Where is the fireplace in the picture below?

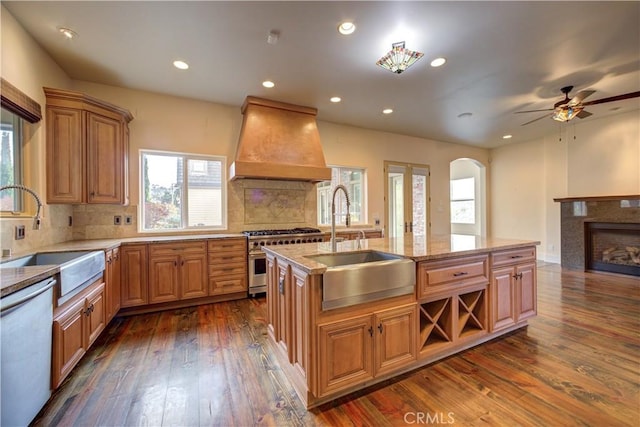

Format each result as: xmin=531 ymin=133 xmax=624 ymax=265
xmin=585 ymin=222 xmax=640 ymax=276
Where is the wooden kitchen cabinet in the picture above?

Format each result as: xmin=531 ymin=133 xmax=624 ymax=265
xmin=120 ymin=244 xmax=149 ymax=308
xmin=148 ymin=241 xmax=208 ymax=304
xmin=208 ymin=238 xmax=247 ymax=296
xmin=490 ymin=247 xmax=537 ymax=332
xmin=52 ymin=279 xmax=106 ymax=388
xmin=104 ymin=247 xmax=121 ymax=321
xmin=44 ymin=87 xmax=133 ymax=205
xmin=317 ymin=303 xmax=417 ymax=397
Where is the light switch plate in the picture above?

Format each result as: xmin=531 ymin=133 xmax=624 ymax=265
xmin=114 ymin=215 xmax=122 ymax=225
xmin=15 ymin=225 xmax=25 ymax=240
xmin=125 ymin=215 xmax=132 ymax=225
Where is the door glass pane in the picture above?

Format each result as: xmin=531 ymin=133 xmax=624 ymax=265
xmin=388 ymin=171 xmax=405 ymax=238
xmin=412 ymin=171 xmax=427 ymax=236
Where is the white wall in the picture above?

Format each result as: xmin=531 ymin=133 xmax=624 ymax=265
xmin=491 ymin=109 xmax=640 ymax=263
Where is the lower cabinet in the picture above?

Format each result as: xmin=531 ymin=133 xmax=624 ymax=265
xmin=120 ymin=244 xmax=149 ymax=308
xmin=52 ymin=279 xmax=106 ymax=388
xmin=148 ymin=241 xmax=208 ymax=303
xmin=490 ymin=247 xmax=537 ymax=332
xmin=104 ymin=247 xmax=121 ymax=321
xmin=317 ymin=303 xmax=417 ymax=397
xmin=208 ymin=238 xmax=247 ymax=295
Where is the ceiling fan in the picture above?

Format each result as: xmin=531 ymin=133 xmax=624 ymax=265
xmin=516 ymin=85 xmax=640 ymax=126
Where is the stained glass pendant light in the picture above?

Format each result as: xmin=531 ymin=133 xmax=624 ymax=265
xmin=376 ymin=41 xmax=424 ymax=74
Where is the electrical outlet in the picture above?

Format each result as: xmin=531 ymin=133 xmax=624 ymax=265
xmin=15 ymin=225 xmax=25 ymax=240
xmin=125 ymin=215 xmax=133 ymax=225
xmin=114 ymin=215 xmax=122 ymax=225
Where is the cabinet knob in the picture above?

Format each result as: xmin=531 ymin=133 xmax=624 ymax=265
xmin=368 ymin=326 xmax=374 ymax=337
xmin=378 ymin=323 xmax=383 ymax=334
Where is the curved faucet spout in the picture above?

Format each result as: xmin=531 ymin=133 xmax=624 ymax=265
xmin=330 ymin=184 xmax=351 ymax=252
xmin=0 ymin=184 xmax=43 ymax=230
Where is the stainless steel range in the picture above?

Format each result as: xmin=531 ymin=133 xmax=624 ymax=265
xmin=244 ymin=227 xmax=325 ymax=296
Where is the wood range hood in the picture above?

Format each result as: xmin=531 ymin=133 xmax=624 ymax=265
xmin=229 ymin=96 xmax=331 ymax=182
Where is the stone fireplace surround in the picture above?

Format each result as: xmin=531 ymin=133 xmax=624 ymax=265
xmin=554 ymin=195 xmax=640 ymax=275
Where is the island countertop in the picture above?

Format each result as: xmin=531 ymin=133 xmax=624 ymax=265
xmin=261 ymin=234 xmax=540 ymax=273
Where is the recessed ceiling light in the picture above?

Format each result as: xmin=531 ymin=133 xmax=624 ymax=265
xmin=502 ymin=134 xmax=513 ymax=139
xmin=430 ymin=57 xmax=446 ymax=67
xmin=173 ymin=60 xmax=189 ymax=70
xmin=262 ymin=80 xmax=275 ymax=88
xmin=58 ymin=27 xmax=77 ymax=39
xmin=338 ymin=21 xmax=356 ymax=35
xmin=382 ymin=108 xmax=393 ymax=115
xmin=330 ymin=97 xmax=341 ymax=103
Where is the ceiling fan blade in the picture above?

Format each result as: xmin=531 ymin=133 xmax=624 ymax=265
xmin=581 ymin=91 xmax=640 ymax=106
xmin=576 ymin=110 xmax=593 ymax=119
xmin=515 ymin=108 xmax=554 ymax=114
xmin=521 ymin=113 xmax=550 ymax=126
xmin=568 ymin=90 xmax=595 ymax=106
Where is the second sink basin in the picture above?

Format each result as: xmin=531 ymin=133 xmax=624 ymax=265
xmin=1 ymin=251 xmax=105 ymax=301
xmin=305 ymin=250 xmax=416 ymax=310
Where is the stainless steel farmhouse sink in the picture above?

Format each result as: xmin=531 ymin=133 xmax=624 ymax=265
xmin=305 ymin=250 xmax=416 ymax=310
xmin=1 ymin=251 xmax=105 ymax=302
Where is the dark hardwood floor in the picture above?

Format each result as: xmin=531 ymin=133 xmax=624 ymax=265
xmin=33 ymin=263 xmax=639 ymax=426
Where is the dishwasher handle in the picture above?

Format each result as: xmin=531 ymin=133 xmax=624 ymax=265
xmin=1 ymin=278 xmax=56 ymax=313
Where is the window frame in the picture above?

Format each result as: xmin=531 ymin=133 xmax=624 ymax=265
xmin=0 ymin=107 xmax=24 ymax=213
xmin=317 ymin=165 xmax=367 ymax=226
xmin=139 ymin=149 xmax=227 ymax=232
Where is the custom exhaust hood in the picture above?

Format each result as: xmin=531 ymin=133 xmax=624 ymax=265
xmin=229 ymin=96 xmax=331 ymax=182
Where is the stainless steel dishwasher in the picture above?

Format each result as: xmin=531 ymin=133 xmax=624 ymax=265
xmin=1 ymin=277 xmax=56 ymax=426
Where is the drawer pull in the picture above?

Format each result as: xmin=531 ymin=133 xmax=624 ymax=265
xmin=510 ymin=255 xmax=523 ymax=259
xmin=453 ymin=272 xmax=468 ymax=277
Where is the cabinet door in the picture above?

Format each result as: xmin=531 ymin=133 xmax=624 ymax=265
xmin=374 ymin=304 xmax=417 ymax=376
xmin=52 ymin=297 xmax=86 ymax=388
xmin=86 ymin=112 xmax=125 ymax=204
xmin=490 ymin=266 xmax=517 ymax=331
xmin=317 ymin=315 xmax=374 ymax=397
xmin=266 ymin=255 xmax=279 ymax=341
xmin=276 ymin=262 xmax=291 ymax=360
xmin=149 ymin=255 xmax=180 ymax=303
xmin=86 ymin=282 xmax=106 ymax=347
xmin=46 ymin=106 xmax=85 ymax=203
xmin=105 ymin=250 xmax=115 ymax=321
xmin=120 ymin=245 xmax=148 ymax=307
xmin=517 ymin=262 xmax=537 ymax=321
xmin=111 ymin=247 xmax=121 ymax=315
xmin=180 ymin=253 xmax=208 ymax=299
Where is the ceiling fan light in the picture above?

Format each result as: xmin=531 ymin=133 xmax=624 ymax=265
xmin=376 ymin=41 xmax=424 ymax=74
xmin=552 ymin=105 xmax=583 ymax=122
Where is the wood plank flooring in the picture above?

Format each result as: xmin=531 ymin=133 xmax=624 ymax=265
xmin=32 ymin=263 xmax=640 ymax=426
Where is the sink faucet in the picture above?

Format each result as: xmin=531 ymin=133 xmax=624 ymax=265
xmin=330 ymin=184 xmax=351 ymax=252
xmin=0 ymin=184 xmax=43 ymax=230
xmin=356 ymin=229 xmax=366 ymax=250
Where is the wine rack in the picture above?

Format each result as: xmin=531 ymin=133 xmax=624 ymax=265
xmin=457 ymin=289 xmax=486 ymax=339
xmin=419 ymin=298 xmax=453 ymax=352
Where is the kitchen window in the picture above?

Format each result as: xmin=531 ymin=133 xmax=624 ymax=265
xmin=317 ymin=166 xmax=365 ymax=225
xmin=450 ymin=177 xmax=475 ymax=224
xmin=0 ymin=107 xmax=24 ymax=212
xmin=140 ymin=150 xmax=226 ymax=231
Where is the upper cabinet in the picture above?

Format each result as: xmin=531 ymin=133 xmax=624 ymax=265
xmin=44 ymin=87 xmax=133 ymax=205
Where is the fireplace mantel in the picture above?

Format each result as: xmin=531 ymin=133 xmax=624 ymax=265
xmin=554 ymin=195 xmax=640 ymax=203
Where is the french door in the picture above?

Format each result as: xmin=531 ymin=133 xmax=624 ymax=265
xmin=384 ymin=162 xmax=430 ymax=238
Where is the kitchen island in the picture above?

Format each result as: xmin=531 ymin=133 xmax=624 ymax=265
xmin=262 ymin=234 xmax=539 ymax=408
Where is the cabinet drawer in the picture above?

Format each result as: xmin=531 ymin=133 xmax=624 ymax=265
xmin=210 ymin=274 xmax=247 ymax=295
xmin=209 ymin=263 xmax=246 ymax=277
xmin=150 ymin=241 xmax=207 ymax=256
xmin=208 ymin=252 xmax=246 ymax=265
xmin=208 ymin=238 xmax=246 ymax=253
xmin=491 ymin=247 xmax=536 ymax=268
xmin=418 ymin=255 xmax=489 ymax=298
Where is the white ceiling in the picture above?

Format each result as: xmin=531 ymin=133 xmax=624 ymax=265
xmin=4 ymin=1 xmax=640 ymax=148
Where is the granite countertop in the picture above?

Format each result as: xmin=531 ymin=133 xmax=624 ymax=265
xmin=0 ymin=233 xmax=245 ymax=297
xmin=261 ymin=234 xmax=541 ymax=274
